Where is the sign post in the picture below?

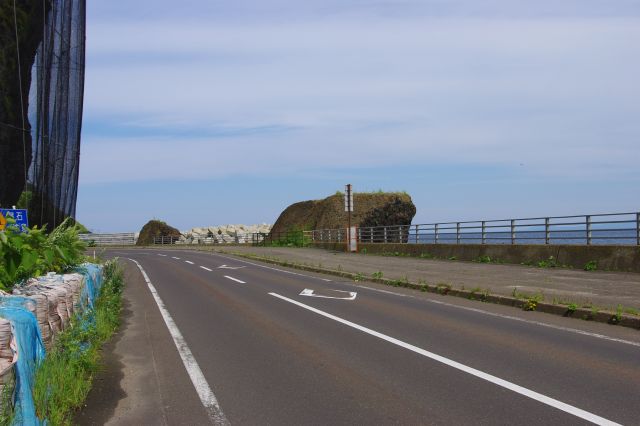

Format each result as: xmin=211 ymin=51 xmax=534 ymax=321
xmin=0 ymin=209 xmax=29 ymax=233
xmin=344 ymin=184 xmax=357 ymax=252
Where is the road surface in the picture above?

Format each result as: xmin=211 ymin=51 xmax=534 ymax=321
xmin=85 ymin=248 xmax=640 ymax=425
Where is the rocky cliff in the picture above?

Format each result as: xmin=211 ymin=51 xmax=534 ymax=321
xmin=271 ymin=192 xmax=416 ymax=234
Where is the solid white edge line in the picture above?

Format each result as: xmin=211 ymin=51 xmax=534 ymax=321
xmin=127 ymin=258 xmax=229 ymax=425
xmin=200 ymin=266 xmax=213 ymax=272
xmin=224 ymin=275 xmax=246 ymax=284
xmin=185 ymin=260 xmax=195 ymax=265
xmin=354 ymin=285 xmax=640 ymax=348
xmin=269 ymin=292 xmax=620 ymax=426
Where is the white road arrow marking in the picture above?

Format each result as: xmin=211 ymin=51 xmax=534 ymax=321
xmin=299 ymin=288 xmax=357 ymax=300
xmin=218 ymin=265 xmax=246 ymax=270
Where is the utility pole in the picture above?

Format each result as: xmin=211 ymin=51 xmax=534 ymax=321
xmin=344 ymin=184 xmax=355 ymax=252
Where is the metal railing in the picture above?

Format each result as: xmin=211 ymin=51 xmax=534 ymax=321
xmin=293 ymin=212 xmax=640 ymax=246
xmin=79 ymin=233 xmax=137 ymax=245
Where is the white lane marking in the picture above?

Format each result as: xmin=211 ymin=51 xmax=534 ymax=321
xmin=157 ymin=254 xmax=167 ymax=257
xmin=218 ymin=265 xmax=246 ymax=270
xmin=224 ymin=275 xmax=246 ymax=284
xmin=200 ymin=266 xmax=213 ymax=272
xmin=300 ymin=288 xmax=357 ymax=300
xmin=172 ymin=256 xmax=181 ymax=260
xmin=198 ymin=252 xmax=640 ymax=348
xmin=269 ymin=292 xmax=621 ymax=426
xmin=210 ymin=253 xmax=326 ymax=280
xmin=185 ymin=261 xmax=195 ymax=265
xmin=354 ymin=285 xmax=640 ymax=349
xmin=127 ymin=259 xmax=229 ymax=425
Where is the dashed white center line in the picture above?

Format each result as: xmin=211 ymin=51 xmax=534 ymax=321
xmin=200 ymin=266 xmax=213 ymax=272
xmin=172 ymin=257 xmax=181 ymax=260
xmin=157 ymin=254 xmax=167 ymax=257
xmin=224 ymin=276 xmax=246 ymax=284
xmin=185 ymin=261 xmax=194 ymax=265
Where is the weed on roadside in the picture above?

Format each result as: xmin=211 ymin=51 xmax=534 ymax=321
xmin=537 ymin=256 xmax=558 ymax=268
xmin=522 ymin=293 xmax=543 ymax=311
xmin=469 ymin=287 xmax=490 ymax=302
xmin=0 ymin=374 xmax=14 ymax=425
xmin=371 ymin=271 xmax=384 ymax=280
xmin=436 ymin=283 xmax=452 ymax=295
xmin=584 ymin=260 xmax=598 ymax=271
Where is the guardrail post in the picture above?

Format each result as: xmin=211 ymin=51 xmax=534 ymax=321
xmin=586 ymin=215 xmax=592 ymax=245
xmin=481 ymin=221 xmax=486 ymax=244
xmin=435 ymin=224 xmax=439 ymax=244
xmin=415 ymin=224 xmax=419 ymax=244
xmin=510 ymin=219 xmax=516 ymax=244
xmin=456 ymin=222 xmax=461 ymax=244
xmin=637 ymin=213 xmax=640 ymax=246
xmin=545 ymin=217 xmax=550 ymax=244
xmin=384 ymin=227 xmax=387 ymax=243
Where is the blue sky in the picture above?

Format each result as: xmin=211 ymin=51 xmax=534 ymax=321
xmin=77 ymin=0 xmax=640 ymax=232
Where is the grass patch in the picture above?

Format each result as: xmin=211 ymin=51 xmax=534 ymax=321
xmin=0 ymin=374 xmax=15 ymax=426
xmin=32 ymin=260 xmax=124 ymax=425
xmin=584 ymin=260 xmax=598 ymax=271
xmin=473 ymin=255 xmax=503 ymax=264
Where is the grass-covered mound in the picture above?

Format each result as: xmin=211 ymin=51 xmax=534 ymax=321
xmin=136 ymin=220 xmax=181 ymax=246
xmin=271 ymin=191 xmax=416 ymax=235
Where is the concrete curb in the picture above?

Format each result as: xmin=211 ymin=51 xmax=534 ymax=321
xmin=219 ymin=250 xmax=640 ymax=331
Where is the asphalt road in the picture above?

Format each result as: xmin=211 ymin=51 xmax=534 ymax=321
xmin=93 ymin=248 xmax=640 ymax=425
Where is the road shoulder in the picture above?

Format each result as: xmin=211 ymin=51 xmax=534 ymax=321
xmin=75 ymin=259 xmax=210 ymax=425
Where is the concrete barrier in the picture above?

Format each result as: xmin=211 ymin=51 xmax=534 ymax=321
xmin=310 ymin=242 xmax=640 ymax=273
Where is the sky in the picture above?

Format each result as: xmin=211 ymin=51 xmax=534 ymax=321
xmin=76 ymin=0 xmax=640 ymax=232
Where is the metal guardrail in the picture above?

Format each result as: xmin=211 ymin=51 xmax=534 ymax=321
xmin=270 ymin=212 xmax=639 ymax=246
xmin=79 ymin=233 xmax=137 ymax=245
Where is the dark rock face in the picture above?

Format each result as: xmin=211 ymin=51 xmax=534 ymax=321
xmin=136 ymin=220 xmax=182 ymax=246
xmin=359 ymin=196 xmax=416 ymax=228
xmin=0 ymin=1 xmax=48 ymax=207
xmin=271 ymin=193 xmax=416 ymax=235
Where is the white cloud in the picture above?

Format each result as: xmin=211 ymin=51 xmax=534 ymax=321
xmin=80 ymin=14 xmax=640 ymax=184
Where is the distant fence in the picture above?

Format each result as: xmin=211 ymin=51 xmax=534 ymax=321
xmin=260 ymin=212 xmax=640 ymax=246
xmin=153 ymin=233 xmax=267 ymax=245
xmin=79 ymin=233 xmax=137 ymax=246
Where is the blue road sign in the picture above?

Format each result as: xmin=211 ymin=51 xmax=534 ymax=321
xmin=0 ymin=209 xmax=29 ymax=233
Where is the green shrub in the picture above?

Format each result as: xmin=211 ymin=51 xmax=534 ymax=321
xmin=584 ymin=260 xmax=597 ymax=271
xmin=0 ymin=218 xmax=87 ymax=291
xmin=537 ymin=256 xmax=558 ymax=268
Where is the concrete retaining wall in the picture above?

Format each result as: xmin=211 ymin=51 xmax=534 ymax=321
xmin=310 ymin=242 xmax=640 ymax=273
